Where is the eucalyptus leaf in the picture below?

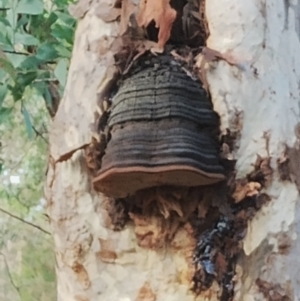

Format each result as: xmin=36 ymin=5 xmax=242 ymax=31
xmin=21 ymin=105 xmax=33 ymax=138
xmin=36 ymin=42 xmax=58 ymax=61
xmin=44 ymin=86 xmax=52 ymax=105
xmin=5 ymin=52 xmax=28 ymax=68
xmin=51 ymin=23 xmax=74 ymax=44
xmin=54 ymin=44 xmax=71 ymax=58
xmin=0 ymin=56 xmax=16 ymax=79
xmin=0 ymin=83 xmax=7 ymax=107
xmin=15 ymin=32 xmax=39 ymax=46
xmin=0 ymin=31 xmax=13 ymax=51
xmin=16 ymin=70 xmax=37 ymax=87
xmin=54 ymin=59 xmax=67 ymax=86
xmin=19 ymin=55 xmax=39 ymax=70
xmin=16 ymin=0 xmax=44 ymax=15
xmin=0 ymin=17 xmax=10 ymax=26
xmin=55 ymin=11 xmax=75 ymax=25
xmin=0 ymin=106 xmax=12 ymax=123
xmin=6 ymin=6 xmax=17 ymax=29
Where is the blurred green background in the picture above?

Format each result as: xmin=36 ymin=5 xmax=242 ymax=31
xmin=0 ymin=0 xmax=75 ymax=300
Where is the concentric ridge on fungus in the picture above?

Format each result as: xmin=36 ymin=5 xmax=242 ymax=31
xmin=93 ymin=55 xmax=225 ymax=198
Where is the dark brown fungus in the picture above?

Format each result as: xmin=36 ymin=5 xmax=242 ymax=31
xmin=93 ymin=55 xmax=224 ymax=198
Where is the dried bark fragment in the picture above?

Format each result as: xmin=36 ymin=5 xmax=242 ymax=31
xmin=232 ymin=180 xmax=261 ymax=203
xmin=247 ymin=156 xmax=273 ymax=187
xmin=195 ymin=47 xmax=241 ymax=92
xmin=136 ymin=0 xmax=177 ymax=49
xmin=104 ymin=197 xmax=129 ymax=231
xmin=277 ymin=152 xmax=291 ymax=181
xmin=286 ymin=146 xmax=300 ymax=192
xmin=256 ymin=279 xmax=292 ymax=301
xmin=127 ymin=188 xmax=198 ymax=249
xmin=181 ymin=0 xmax=208 ymax=46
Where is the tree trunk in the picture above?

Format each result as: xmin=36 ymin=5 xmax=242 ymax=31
xmin=45 ymin=1 xmax=300 ymax=300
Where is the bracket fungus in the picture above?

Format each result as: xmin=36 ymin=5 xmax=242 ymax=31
xmin=93 ymin=55 xmax=224 ymax=198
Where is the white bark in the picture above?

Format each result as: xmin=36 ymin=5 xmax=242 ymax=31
xmin=45 ymin=0 xmax=300 ymax=300
xmin=206 ymin=1 xmax=300 ymax=299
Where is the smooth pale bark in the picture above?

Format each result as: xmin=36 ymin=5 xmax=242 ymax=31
xmin=45 ymin=0 xmax=300 ymax=300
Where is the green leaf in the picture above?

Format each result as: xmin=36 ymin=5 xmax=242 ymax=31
xmin=0 ymin=0 xmax=10 ymax=8
xmin=31 ymin=80 xmax=45 ymax=95
xmin=36 ymin=42 xmax=58 ymax=61
xmin=18 ymin=55 xmax=39 ymax=70
xmin=6 ymin=6 xmax=17 ymax=29
xmin=55 ymin=12 xmax=75 ymax=26
xmin=54 ymin=43 xmax=71 ymax=58
xmin=43 ymin=86 xmax=52 ymax=107
xmin=0 ymin=55 xmax=16 ymax=79
xmin=0 ymin=106 xmax=12 ymax=123
xmin=5 ymin=52 xmax=28 ymax=68
xmin=21 ymin=105 xmax=33 ymax=138
xmin=16 ymin=0 xmax=44 ymax=15
xmin=15 ymin=32 xmax=39 ymax=45
xmin=0 ymin=32 xmax=14 ymax=52
xmin=16 ymin=14 xmax=29 ymax=29
xmin=51 ymin=23 xmax=74 ymax=44
xmin=9 ymin=71 xmax=37 ymax=101
xmin=16 ymin=70 xmax=37 ymax=87
xmin=0 ymin=83 xmax=7 ymax=107
xmin=9 ymin=83 xmax=24 ymax=101
xmin=36 ymin=69 xmax=51 ymax=80
xmin=0 ymin=17 xmax=11 ymax=27
xmin=54 ymin=58 xmax=67 ymax=86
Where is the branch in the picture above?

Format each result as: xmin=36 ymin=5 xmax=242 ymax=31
xmin=0 ymin=207 xmax=51 ymax=235
xmin=0 ymin=252 xmax=20 ymax=295
xmin=3 ymin=50 xmax=28 ymax=56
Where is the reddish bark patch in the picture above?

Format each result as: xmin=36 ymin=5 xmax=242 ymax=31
xmin=256 ymin=279 xmax=292 ymax=301
xmin=72 ymin=262 xmax=91 ymax=289
xmin=277 ymin=233 xmax=292 ymax=255
xmin=135 ymin=282 xmax=156 ymax=301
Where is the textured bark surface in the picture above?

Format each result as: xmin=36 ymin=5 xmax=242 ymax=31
xmin=205 ymin=1 xmax=300 ymax=300
xmin=45 ymin=0 xmax=300 ymax=300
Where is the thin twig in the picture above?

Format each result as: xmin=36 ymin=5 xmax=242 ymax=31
xmin=0 ymin=252 xmax=20 ymax=295
xmin=0 ymin=207 xmax=50 ymax=235
xmin=32 ymin=125 xmax=48 ymax=144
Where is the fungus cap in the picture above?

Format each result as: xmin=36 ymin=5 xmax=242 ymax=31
xmin=93 ymin=55 xmax=225 ymax=198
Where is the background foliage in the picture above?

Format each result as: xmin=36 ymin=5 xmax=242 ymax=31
xmin=0 ymin=0 xmax=75 ymax=300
